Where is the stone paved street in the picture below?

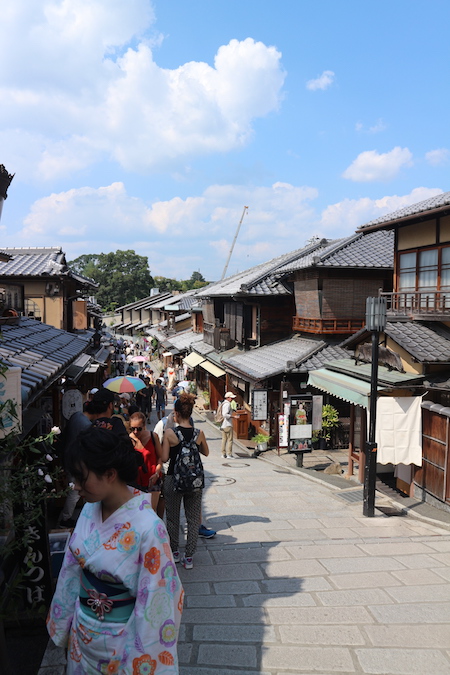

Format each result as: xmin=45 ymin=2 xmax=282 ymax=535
xmin=176 ymin=414 xmax=450 ymax=675
xmin=38 ymin=409 xmax=450 ymax=675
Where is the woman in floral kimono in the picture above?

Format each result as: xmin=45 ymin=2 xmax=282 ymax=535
xmin=47 ymin=427 xmax=183 ymax=674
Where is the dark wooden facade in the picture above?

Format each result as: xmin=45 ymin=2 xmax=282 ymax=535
xmin=417 ymin=406 xmax=450 ymax=505
xmin=292 ymin=269 xmax=391 ymax=335
xmin=202 ymin=295 xmax=295 ymax=351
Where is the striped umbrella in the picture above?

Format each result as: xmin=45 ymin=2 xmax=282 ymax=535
xmin=103 ymin=376 xmax=146 ymax=393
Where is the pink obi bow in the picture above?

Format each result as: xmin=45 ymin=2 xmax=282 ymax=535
xmin=86 ymin=588 xmax=114 ymax=620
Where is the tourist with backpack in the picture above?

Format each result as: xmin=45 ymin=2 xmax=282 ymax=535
xmin=162 ymin=392 xmax=209 ymax=569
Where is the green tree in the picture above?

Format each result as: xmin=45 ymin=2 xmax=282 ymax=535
xmin=153 ymin=276 xmax=183 ymax=293
xmin=69 ymin=250 xmax=154 ymax=310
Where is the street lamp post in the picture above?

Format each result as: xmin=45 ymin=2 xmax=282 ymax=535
xmin=363 ymin=296 xmax=387 ymax=517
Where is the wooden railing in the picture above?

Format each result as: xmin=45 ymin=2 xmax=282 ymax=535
xmin=203 ymin=322 xmax=233 ymax=351
xmin=380 ymin=291 xmax=450 ymax=318
xmin=292 ymin=316 xmax=365 ymax=334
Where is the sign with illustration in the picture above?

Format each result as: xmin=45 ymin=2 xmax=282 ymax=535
xmin=278 ymin=413 xmax=289 ymax=447
xmin=288 ymin=394 xmax=313 ymax=453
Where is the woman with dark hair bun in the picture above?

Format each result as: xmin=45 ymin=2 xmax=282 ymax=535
xmin=162 ymin=392 xmax=209 ymax=570
xmin=47 ymin=426 xmax=183 ymax=674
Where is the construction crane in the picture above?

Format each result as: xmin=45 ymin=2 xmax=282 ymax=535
xmin=221 ymin=206 xmax=249 ymax=280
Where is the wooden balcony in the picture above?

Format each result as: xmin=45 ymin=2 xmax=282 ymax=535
xmin=380 ymin=291 xmax=450 ymax=319
xmin=203 ymin=322 xmax=233 ymax=351
xmin=292 ymin=316 xmax=365 ymax=334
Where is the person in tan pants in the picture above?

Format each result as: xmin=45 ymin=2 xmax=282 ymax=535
xmin=221 ymin=391 xmax=236 ymax=458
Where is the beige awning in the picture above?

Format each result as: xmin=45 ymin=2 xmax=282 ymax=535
xmin=183 ymin=352 xmax=205 ymax=368
xmin=200 ymin=360 xmax=226 ymax=378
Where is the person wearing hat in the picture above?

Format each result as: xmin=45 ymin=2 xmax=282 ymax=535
xmin=221 ymin=392 xmax=237 ymax=459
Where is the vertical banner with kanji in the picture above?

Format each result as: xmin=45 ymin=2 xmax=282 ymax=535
xmin=0 ymin=366 xmax=21 ymax=438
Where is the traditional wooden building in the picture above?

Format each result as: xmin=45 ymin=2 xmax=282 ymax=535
xmin=190 ymin=231 xmax=394 ymax=439
xmin=350 ymin=190 xmax=450 ymax=511
xmin=0 ymin=247 xmax=98 ymax=332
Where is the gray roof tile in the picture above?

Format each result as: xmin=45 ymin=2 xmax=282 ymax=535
xmin=359 ymin=191 xmax=450 ymax=230
xmin=0 ymin=247 xmax=97 ymax=287
xmin=384 ymin=321 xmax=450 ymax=363
xmin=221 ymin=336 xmax=326 ymax=381
xmin=276 ymin=230 xmax=393 ymax=275
xmin=297 ymin=345 xmax=352 ymax=372
xmin=0 ymin=317 xmax=90 ymax=405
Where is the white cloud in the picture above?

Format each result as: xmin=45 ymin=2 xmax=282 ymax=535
xmin=355 ymin=118 xmax=387 ymax=134
xmin=320 ymin=187 xmax=443 ymax=232
xmin=18 ymin=181 xmax=318 ymax=277
xmin=425 ymin=148 xmax=449 ymax=166
xmin=0 ymin=2 xmax=285 ymax=179
xmin=342 ymin=146 xmax=413 ymax=182
xmin=306 ymin=70 xmax=335 ymax=91
xmin=11 ymin=181 xmax=446 ymax=278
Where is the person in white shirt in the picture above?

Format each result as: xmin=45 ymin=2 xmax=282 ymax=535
xmin=221 ymin=391 xmax=236 ymax=458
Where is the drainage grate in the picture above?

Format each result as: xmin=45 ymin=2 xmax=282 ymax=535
xmin=335 ymin=489 xmax=364 ymax=504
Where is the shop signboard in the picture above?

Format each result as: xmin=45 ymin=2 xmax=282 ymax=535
xmin=251 ymin=389 xmax=268 ymax=421
xmin=278 ymin=413 xmax=289 ymax=447
xmin=0 ymin=366 xmax=21 ymax=437
xmin=288 ymin=394 xmax=313 ymax=453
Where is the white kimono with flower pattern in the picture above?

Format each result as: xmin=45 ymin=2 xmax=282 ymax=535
xmin=47 ymin=490 xmax=183 ymax=674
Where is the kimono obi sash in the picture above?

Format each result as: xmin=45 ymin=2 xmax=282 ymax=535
xmin=79 ymin=567 xmax=135 ymax=623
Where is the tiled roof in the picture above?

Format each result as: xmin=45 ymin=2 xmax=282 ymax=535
xmin=221 ymin=336 xmax=326 ymax=381
xmin=276 ymin=230 xmax=393 ymax=275
xmin=0 ymin=317 xmax=90 ymax=406
xmin=198 ymin=231 xmax=393 ymax=298
xmin=340 ymin=320 xmax=450 ymax=364
xmin=384 ymin=321 xmax=450 ymax=363
xmin=297 ymin=344 xmax=353 ymax=372
xmin=191 ymin=341 xmax=216 ymax=356
xmin=196 ymin=241 xmax=326 ymax=298
xmin=165 ymin=330 xmax=204 ymax=352
xmin=150 ymin=290 xmax=199 ymax=310
xmin=116 ymin=292 xmax=173 ymax=312
xmin=358 ymin=190 xmax=450 ymax=230
xmin=0 ymin=247 xmax=97 ymax=287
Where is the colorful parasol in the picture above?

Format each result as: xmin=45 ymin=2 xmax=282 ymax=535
xmin=129 ymin=355 xmax=149 ymax=363
xmin=103 ymin=376 xmax=146 ymax=393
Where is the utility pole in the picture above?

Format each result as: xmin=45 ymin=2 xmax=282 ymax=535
xmin=221 ymin=206 xmax=249 ymax=280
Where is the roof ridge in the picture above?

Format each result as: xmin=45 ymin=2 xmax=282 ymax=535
xmin=241 ymin=239 xmax=331 ymax=291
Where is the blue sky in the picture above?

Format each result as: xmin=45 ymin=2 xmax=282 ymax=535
xmin=1 ymin=0 xmax=449 ymax=280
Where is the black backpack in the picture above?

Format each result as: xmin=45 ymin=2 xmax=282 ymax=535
xmin=172 ymin=427 xmax=204 ymax=493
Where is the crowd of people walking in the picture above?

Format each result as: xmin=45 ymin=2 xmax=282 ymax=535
xmin=49 ymin=337 xmax=223 ymax=673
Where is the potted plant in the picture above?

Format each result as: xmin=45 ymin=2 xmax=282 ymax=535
xmin=202 ymin=390 xmax=210 ymax=409
xmin=321 ymin=404 xmax=340 ymax=447
xmin=252 ymin=432 xmax=270 ymax=452
xmin=311 ymin=431 xmax=320 ymax=450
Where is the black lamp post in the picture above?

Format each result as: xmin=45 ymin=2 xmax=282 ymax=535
xmin=363 ymin=296 xmax=387 ymax=517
